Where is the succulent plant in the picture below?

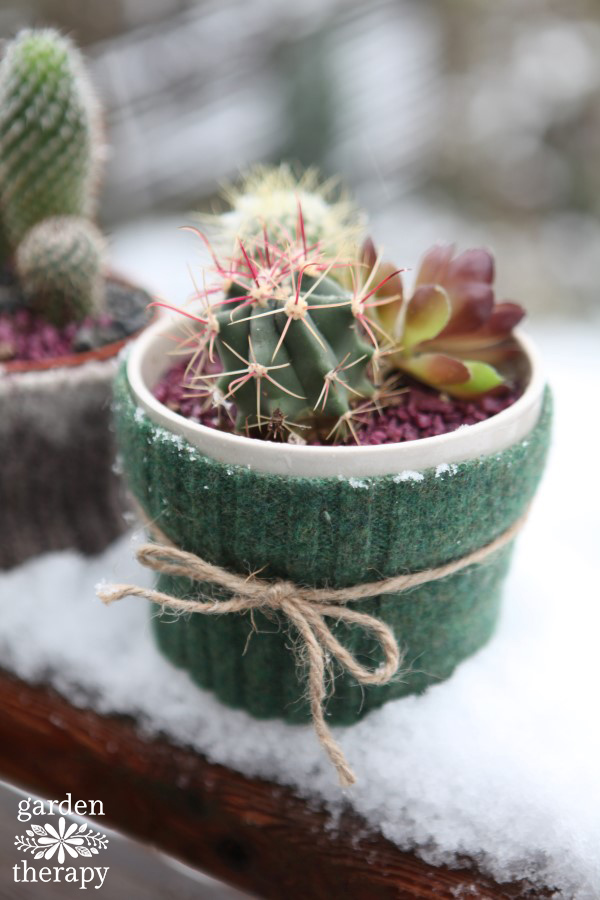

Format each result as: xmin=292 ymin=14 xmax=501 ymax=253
xmin=363 ymin=241 xmax=525 ymax=397
xmin=0 ymin=28 xmax=102 ymax=251
xmin=16 ymin=216 xmax=106 ymax=326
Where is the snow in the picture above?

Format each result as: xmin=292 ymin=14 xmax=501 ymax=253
xmin=347 ymin=476 xmax=369 ymax=489
xmin=392 ymin=469 xmax=425 ymax=483
xmin=0 ymin=321 xmax=599 ymax=898
xmin=435 ymin=462 xmax=458 ymax=478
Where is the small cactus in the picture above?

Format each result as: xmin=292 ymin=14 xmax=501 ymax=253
xmin=16 ymin=216 xmax=106 ymax=326
xmin=0 ymin=28 xmax=102 ymax=250
xmin=160 ymin=171 xmax=406 ymax=441
xmin=206 ymin=164 xmax=363 ymax=264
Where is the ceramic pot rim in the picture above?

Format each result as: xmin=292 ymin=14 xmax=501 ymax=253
xmin=126 ymin=315 xmax=545 ymax=477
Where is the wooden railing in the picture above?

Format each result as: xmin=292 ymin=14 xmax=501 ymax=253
xmin=0 ymin=671 xmax=551 ymax=899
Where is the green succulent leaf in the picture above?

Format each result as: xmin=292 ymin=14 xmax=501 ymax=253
xmin=399 ymin=352 xmax=470 ymax=388
xmin=360 ymin=238 xmax=404 ymax=339
xmin=440 ymin=360 xmax=505 ymax=398
xmin=373 ymin=300 xmax=399 ymax=340
xmin=403 ymin=285 xmax=451 ymax=349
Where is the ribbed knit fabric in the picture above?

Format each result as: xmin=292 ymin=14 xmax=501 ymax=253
xmin=0 ymin=358 xmax=128 ymax=569
xmin=114 ymin=365 xmax=552 ymax=725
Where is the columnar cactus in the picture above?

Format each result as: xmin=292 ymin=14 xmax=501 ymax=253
xmin=16 ymin=216 xmax=106 ymax=325
xmin=0 ymin=28 xmax=102 ymax=251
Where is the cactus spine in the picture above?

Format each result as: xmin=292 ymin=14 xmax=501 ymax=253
xmin=0 ymin=28 xmax=102 ymax=250
xmin=16 ymin=216 xmax=106 ymax=325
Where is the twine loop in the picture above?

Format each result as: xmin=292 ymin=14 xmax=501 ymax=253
xmin=98 ymin=510 xmax=527 ymax=787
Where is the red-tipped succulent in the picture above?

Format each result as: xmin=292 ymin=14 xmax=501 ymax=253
xmin=363 ymin=240 xmax=525 ymax=397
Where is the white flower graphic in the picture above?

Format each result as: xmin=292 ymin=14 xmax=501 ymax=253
xmin=15 ymin=818 xmax=109 ymax=860
xmin=35 ymin=817 xmax=84 ymax=863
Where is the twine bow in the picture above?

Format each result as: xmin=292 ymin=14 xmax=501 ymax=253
xmin=98 ymin=512 xmax=527 ymax=786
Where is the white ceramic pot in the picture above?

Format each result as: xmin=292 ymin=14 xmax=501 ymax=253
xmin=128 ymin=315 xmax=545 ymax=477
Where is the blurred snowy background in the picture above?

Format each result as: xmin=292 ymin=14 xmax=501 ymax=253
xmin=1 ymin=2 xmax=599 ymax=896
xmin=2 ymin=0 xmax=600 ymax=320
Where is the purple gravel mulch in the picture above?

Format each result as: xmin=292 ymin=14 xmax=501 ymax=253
xmin=153 ymin=360 xmax=522 ymax=446
xmin=0 ymin=308 xmax=113 ymax=363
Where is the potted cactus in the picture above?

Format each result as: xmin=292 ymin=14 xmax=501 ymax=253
xmin=105 ymin=168 xmax=551 ymax=784
xmin=0 ymin=29 xmax=150 ymax=569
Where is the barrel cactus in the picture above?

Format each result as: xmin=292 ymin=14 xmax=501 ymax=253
xmin=212 ymin=268 xmax=375 ymax=435
xmin=16 ymin=216 xmax=106 ymax=326
xmin=160 ymin=171 xmax=411 ymax=440
xmin=0 ymin=28 xmax=102 ymax=251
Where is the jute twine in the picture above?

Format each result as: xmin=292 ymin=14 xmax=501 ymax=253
xmin=97 ymin=510 xmax=527 ymax=787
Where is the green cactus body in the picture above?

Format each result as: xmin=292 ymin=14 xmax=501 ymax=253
xmin=214 ymin=274 xmax=374 ymax=431
xmin=0 ymin=29 xmax=101 ymax=250
xmin=16 ymin=216 xmax=106 ymax=325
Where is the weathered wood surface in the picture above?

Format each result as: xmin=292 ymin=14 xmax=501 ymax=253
xmin=0 ymin=671 xmax=551 ymax=899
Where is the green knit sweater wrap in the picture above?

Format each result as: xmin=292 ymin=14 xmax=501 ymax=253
xmin=114 ymin=366 xmax=552 ymax=726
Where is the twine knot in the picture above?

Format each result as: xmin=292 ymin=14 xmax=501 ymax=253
xmin=97 ymin=510 xmax=527 ymax=786
xmin=263 ymin=581 xmax=295 ymax=609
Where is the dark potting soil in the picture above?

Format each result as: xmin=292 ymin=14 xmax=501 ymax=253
xmin=153 ymin=360 xmax=522 ymax=446
xmin=0 ymin=273 xmax=150 ymax=363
